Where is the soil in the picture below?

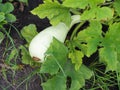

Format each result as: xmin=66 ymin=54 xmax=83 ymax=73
xmin=0 ymin=0 xmax=50 ymax=90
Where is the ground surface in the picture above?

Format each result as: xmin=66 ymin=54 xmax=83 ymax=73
xmin=0 ymin=0 xmax=50 ymax=90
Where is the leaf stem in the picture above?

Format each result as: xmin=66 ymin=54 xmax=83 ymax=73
xmin=70 ymin=21 xmax=85 ymax=40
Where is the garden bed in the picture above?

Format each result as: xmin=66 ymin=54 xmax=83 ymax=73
xmin=0 ymin=0 xmax=120 ymax=90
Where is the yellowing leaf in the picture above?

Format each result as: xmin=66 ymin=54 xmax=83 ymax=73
xmin=31 ymin=1 xmax=71 ymax=26
xmin=69 ymin=50 xmax=84 ymax=70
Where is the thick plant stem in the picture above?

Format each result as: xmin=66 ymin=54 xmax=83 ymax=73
xmin=70 ymin=21 xmax=85 ymax=40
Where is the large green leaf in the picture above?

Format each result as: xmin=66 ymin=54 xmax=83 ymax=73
xmin=31 ymin=1 xmax=71 ymax=26
xmin=42 ymin=75 xmax=66 ymax=90
xmin=21 ymin=24 xmax=38 ymax=45
xmin=64 ymin=61 xmax=93 ymax=90
xmin=113 ymin=0 xmax=120 ymax=16
xmin=63 ymin=0 xmax=89 ymax=9
xmin=99 ymin=22 xmax=120 ymax=71
xmin=99 ymin=47 xmax=118 ymax=71
xmin=76 ymin=21 xmax=102 ymax=57
xmin=96 ymin=7 xmax=113 ymax=20
xmin=42 ymin=60 xmax=93 ymax=90
xmin=81 ymin=7 xmax=113 ymax=21
xmin=40 ymin=38 xmax=68 ymax=75
xmin=63 ymin=0 xmax=104 ymax=9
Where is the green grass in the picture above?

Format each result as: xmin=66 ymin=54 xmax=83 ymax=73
xmin=81 ymin=61 xmax=119 ymax=90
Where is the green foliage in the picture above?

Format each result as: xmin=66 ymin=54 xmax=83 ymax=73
xmin=0 ymin=2 xmax=16 ymax=27
xmin=31 ymin=1 xmax=71 ymax=26
xmin=113 ymin=0 xmax=120 ymax=16
xmin=37 ymin=37 xmax=92 ymax=90
xmin=20 ymin=0 xmax=120 ymax=89
xmin=40 ymin=38 xmax=68 ymax=75
xmin=75 ymin=21 xmax=102 ymax=57
xmin=42 ymin=61 xmax=93 ymax=90
xmin=42 ymin=75 xmax=66 ymax=90
xmin=5 ymin=48 xmax=18 ymax=64
xmin=69 ymin=50 xmax=84 ymax=71
xmin=63 ymin=0 xmax=105 ymax=9
xmin=20 ymin=24 xmax=40 ymax=66
xmin=0 ymin=31 xmax=4 ymax=44
xmin=20 ymin=45 xmax=40 ymax=66
xmin=99 ymin=22 xmax=120 ymax=71
xmin=0 ymin=2 xmax=14 ymax=14
xmin=81 ymin=7 xmax=113 ymax=21
xmin=21 ymin=24 xmax=38 ymax=45
xmin=5 ymin=14 xmax=16 ymax=22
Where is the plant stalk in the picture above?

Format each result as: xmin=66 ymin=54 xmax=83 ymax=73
xmin=70 ymin=21 xmax=85 ymax=40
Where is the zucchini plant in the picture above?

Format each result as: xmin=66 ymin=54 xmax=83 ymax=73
xmin=0 ymin=0 xmax=16 ymax=44
xmin=0 ymin=0 xmax=16 ymax=28
xmin=20 ymin=0 xmax=120 ymax=90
